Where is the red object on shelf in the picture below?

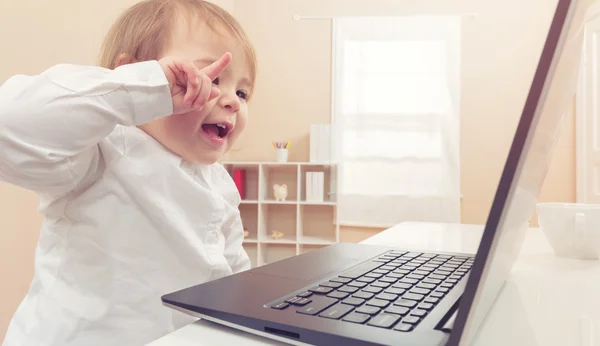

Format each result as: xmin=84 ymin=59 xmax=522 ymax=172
xmin=233 ymin=169 xmax=246 ymax=199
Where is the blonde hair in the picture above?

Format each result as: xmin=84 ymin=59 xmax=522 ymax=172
xmin=98 ymin=0 xmax=256 ymax=96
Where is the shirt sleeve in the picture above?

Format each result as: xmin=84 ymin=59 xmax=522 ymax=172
xmin=223 ymin=210 xmax=252 ymax=273
xmin=0 ymin=61 xmax=172 ymax=197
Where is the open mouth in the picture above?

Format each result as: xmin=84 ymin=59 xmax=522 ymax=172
xmin=201 ymin=123 xmax=231 ymax=139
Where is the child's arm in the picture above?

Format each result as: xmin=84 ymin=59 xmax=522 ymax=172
xmin=0 ymin=61 xmax=172 ymax=197
xmin=0 ymin=54 xmax=229 ymax=198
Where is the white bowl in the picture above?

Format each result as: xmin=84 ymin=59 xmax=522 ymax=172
xmin=537 ymin=202 xmax=600 ymax=260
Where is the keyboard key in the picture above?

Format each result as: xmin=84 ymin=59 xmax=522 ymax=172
xmin=353 ymin=291 xmax=375 ymax=300
xmin=423 ymin=278 xmax=442 ymax=285
xmin=417 ymin=267 xmax=434 ymax=272
xmin=367 ymin=314 xmax=401 ymax=329
xmin=441 ymin=283 xmax=453 ymax=289
xmin=429 ymin=274 xmax=446 ymax=280
xmin=320 ymin=281 xmax=344 ymax=289
xmin=294 ymin=298 xmax=312 ymax=306
xmin=297 ymin=296 xmax=338 ymax=315
xmin=380 ymin=265 xmax=396 ymax=271
xmin=341 ymin=297 xmax=365 ymax=306
xmin=310 ymin=286 xmax=333 ymax=294
xmin=420 ymin=253 xmax=437 ymax=258
xmin=327 ymin=291 xmax=349 ymax=300
xmin=379 ymin=277 xmax=397 ymax=283
xmin=342 ymin=312 xmax=370 ymax=324
xmin=435 ymin=270 xmax=453 ymax=276
xmin=357 ymin=276 xmax=376 ymax=284
xmin=443 ymin=264 xmax=459 ymax=270
xmin=419 ymin=303 xmax=434 ymax=310
xmin=386 ymin=273 xmax=404 ymax=279
xmin=297 ymin=291 xmax=313 ymax=298
xmin=394 ymin=299 xmax=417 ymax=308
xmin=365 ymin=273 xmax=383 ymax=279
xmin=413 ymin=270 xmax=431 ymax=276
xmin=393 ymin=283 xmax=412 ymax=290
xmin=411 ymin=309 xmax=428 ymax=317
xmin=393 ymin=269 xmax=411 ymax=275
xmin=363 ymin=286 xmax=383 ymax=294
xmin=406 ymin=274 xmax=425 ymax=280
xmin=385 ymin=306 xmax=410 ymax=316
xmin=372 ymin=281 xmax=391 ymax=288
xmin=286 ymin=297 xmax=302 ymax=304
xmin=319 ymin=303 xmax=353 ymax=320
xmin=450 ymin=275 xmax=462 ymax=280
xmin=385 ymin=262 xmax=401 ymax=268
xmin=384 ymin=288 xmax=406 ymax=295
xmin=271 ymin=302 xmax=289 ymax=310
xmin=438 ymin=287 xmax=450 ymax=293
xmin=399 ymin=278 xmax=418 ymax=284
xmin=401 ymin=265 xmax=418 ymax=271
xmin=403 ymin=293 xmax=425 ymax=301
xmin=339 ymin=261 xmax=383 ymax=279
xmin=356 ymin=306 xmax=380 ymax=315
xmin=373 ymin=269 xmax=390 ymax=275
xmin=410 ymin=288 xmax=431 ymax=295
xmin=403 ymin=316 xmax=421 ymax=324
xmin=447 ymin=279 xmax=458 ymax=284
xmin=339 ymin=286 xmax=359 ymax=294
xmin=431 ymin=292 xmax=444 ymax=298
xmin=389 ymin=251 xmax=407 ymax=256
xmin=417 ymin=283 xmax=436 ymax=290
xmin=425 ymin=297 xmax=439 ymax=304
xmin=330 ymin=277 xmax=352 ymax=284
xmin=430 ymin=260 xmax=445 ymax=266
xmin=436 ymin=255 xmax=452 ymax=260
xmin=376 ymin=293 xmax=398 ymax=301
xmin=394 ymin=323 xmax=414 ymax=332
xmin=373 ymin=259 xmax=390 ymax=263
xmin=366 ymin=299 xmax=390 ymax=308
xmin=404 ymin=252 xmax=422 ymax=258
xmin=348 ymin=281 xmax=368 ymax=288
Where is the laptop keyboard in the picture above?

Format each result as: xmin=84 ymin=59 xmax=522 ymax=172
xmin=269 ymin=250 xmax=474 ymax=332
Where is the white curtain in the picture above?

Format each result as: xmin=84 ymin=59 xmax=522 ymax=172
xmin=332 ymin=16 xmax=462 ymax=227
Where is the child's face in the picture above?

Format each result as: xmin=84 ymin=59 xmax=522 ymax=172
xmin=140 ymin=20 xmax=252 ymax=165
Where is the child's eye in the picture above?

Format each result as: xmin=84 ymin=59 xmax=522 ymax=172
xmin=212 ymin=77 xmax=220 ymax=85
xmin=237 ymin=90 xmax=248 ymax=100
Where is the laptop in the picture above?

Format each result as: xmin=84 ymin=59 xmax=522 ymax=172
xmin=161 ymin=0 xmax=595 ymax=344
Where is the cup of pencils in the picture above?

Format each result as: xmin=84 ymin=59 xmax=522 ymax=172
xmin=273 ymin=141 xmax=290 ymax=162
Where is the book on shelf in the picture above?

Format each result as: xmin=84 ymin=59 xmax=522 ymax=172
xmin=306 ymin=172 xmax=324 ymax=202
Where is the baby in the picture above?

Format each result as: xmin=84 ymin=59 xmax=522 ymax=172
xmin=0 ymin=0 xmax=256 ymax=345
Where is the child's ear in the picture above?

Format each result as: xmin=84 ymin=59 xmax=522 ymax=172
xmin=115 ymin=53 xmax=138 ymax=68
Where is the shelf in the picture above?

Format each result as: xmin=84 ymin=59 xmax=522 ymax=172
xmin=258 ymin=203 xmax=297 ymax=243
xmin=299 ymin=204 xmax=337 ymax=244
xmin=240 ymin=204 xmax=258 ymax=241
xmin=224 ymin=159 xmax=340 ymax=267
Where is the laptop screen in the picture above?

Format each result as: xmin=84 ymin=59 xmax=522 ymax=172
xmin=448 ymin=0 xmax=599 ymax=345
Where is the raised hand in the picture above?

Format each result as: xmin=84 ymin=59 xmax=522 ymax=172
xmin=158 ymin=52 xmax=232 ymax=115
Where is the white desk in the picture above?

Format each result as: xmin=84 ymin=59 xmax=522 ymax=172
xmin=148 ymin=222 xmax=600 ymax=346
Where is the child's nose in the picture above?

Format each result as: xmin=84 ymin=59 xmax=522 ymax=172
xmin=219 ymin=90 xmax=241 ymax=113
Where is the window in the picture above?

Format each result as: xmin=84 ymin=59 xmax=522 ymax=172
xmin=332 ymin=16 xmax=462 ymax=226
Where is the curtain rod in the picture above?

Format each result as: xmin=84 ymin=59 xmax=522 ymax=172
xmin=293 ymin=13 xmax=478 ymax=21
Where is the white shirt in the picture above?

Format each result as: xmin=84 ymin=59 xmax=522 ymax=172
xmin=0 ymin=61 xmax=250 ymax=346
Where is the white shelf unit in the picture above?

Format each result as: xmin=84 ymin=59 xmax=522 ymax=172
xmin=222 ymin=161 xmax=339 ymax=267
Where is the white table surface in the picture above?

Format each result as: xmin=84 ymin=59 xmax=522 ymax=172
xmin=148 ymin=221 xmax=600 ymax=346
